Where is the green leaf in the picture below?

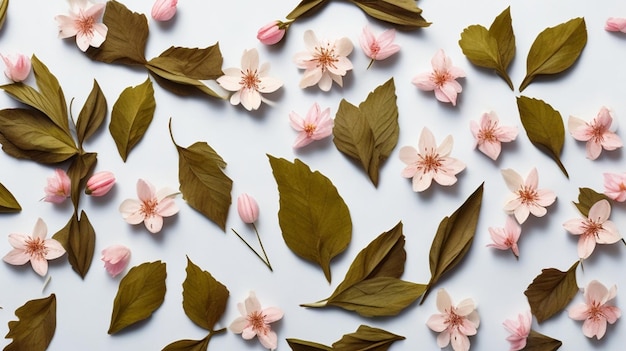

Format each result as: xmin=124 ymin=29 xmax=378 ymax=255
xmin=0 ymin=0 xmax=8 ymax=31
xmin=516 ymin=96 xmax=568 ymax=177
xmin=85 ymin=0 xmax=148 ymax=65
xmin=423 ymin=183 xmax=484 ymax=303
xmin=268 ymin=155 xmax=352 ymax=283
xmin=162 ymin=336 xmax=210 ymax=351
xmin=76 ymin=80 xmax=107 ymax=147
xmin=333 ymin=78 xmax=399 ymax=186
xmin=524 ymin=261 xmax=579 ymax=323
xmin=573 ymin=187 xmax=609 ymax=217
xmin=109 ymin=78 xmax=156 ymax=162
xmin=108 ymin=261 xmax=167 ymax=334
xmin=520 ymin=17 xmax=587 ymax=91
xmin=4 ymin=294 xmax=56 ymax=351
xmin=347 ymin=0 xmax=430 ymax=29
xmin=182 ymin=257 xmax=229 ymax=331
xmin=523 ymin=330 xmax=562 ymax=351
xmin=286 ymin=0 xmax=330 ymax=20
xmin=67 ymin=152 xmax=97 ymax=209
xmin=170 ymin=121 xmax=232 ymax=231
xmin=0 ymin=182 xmax=21 ymax=213
xmin=286 ymin=339 xmax=333 ymax=351
xmin=56 ymin=211 xmax=96 ymax=279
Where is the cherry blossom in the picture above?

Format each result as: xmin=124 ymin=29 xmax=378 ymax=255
xmin=43 ymin=168 xmax=71 ymax=204
xmin=426 ymin=288 xmax=479 ymax=351
xmin=289 ymin=102 xmax=333 ymax=148
xmin=568 ymin=107 xmax=622 ymax=160
xmin=101 ymin=244 xmax=131 ymax=278
xmin=293 ymin=30 xmax=353 ymax=91
xmin=119 ymin=179 xmax=179 ymax=234
xmin=501 ymin=168 xmax=556 ymax=224
xmin=486 ymin=216 xmax=521 ymax=258
xmin=603 ymin=172 xmax=626 ymax=202
xmin=605 ymin=17 xmax=626 ymax=33
xmin=469 ymin=111 xmax=518 ymax=160
xmin=502 ymin=310 xmax=531 ymax=351
xmin=399 ymin=127 xmax=465 ymax=192
xmin=55 ymin=0 xmax=108 ymax=52
xmin=568 ymin=280 xmax=621 ymax=339
xmin=563 ymin=199 xmax=621 ymax=259
xmin=412 ymin=49 xmax=465 ymax=106
xmin=359 ymin=26 xmax=400 ymax=69
xmin=151 ymin=0 xmax=177 ymax=22
xmin=230 ymin=291 xmax=283 ymax=350
xmin=1 ymin=53 xmax=31 ymax=82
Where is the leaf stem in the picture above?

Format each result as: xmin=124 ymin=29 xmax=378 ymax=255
xmin=231 ymin=228 xmax=273 ymax=271
xmin=299 ymin=299 xmax=328 ymax=308
xmin=252 ymin=223 xmax=272 ymax=271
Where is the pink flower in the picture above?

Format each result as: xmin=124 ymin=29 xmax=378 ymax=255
xmin=43 ymin=169 xmax=71 ymax=204
xmin=85 ymin=171 xmax=116 ymax=196
xmin=486 ymin=216 xmax=521 ymax=258
xmin=151 ymin=0 xmax=177 ymax=21
xmin=1 ymin=53 xmax=31 ymax=82
xmin=568 ymin=107 xmax=622 ymax=160
xmin=603 ymin=172 xmax=626 ymax=202
xmin=563 ymin=199 xmax=621 ymax=259
xmin=293 ymin=30 xmax=353 ymax=91
xmin=289 ymin=102 xmax=334 ymax=148
xmin=412 ymin=49 xmax=465 ymax=106
xmin=3 ymin=218 xmax=66 ymax=276
xmin=257 ymin=20 xmax=291 ymax=45
xmin=101 ymin=244 xmax=131 ymax=277
xmin=605 ymin=17 xmax=626 ymax=32
xmin=119 ymin=179 xmax=179 ymax=234
xmin=426 ymin=288 xmax=480 ymax=351
xmin=237 ymin=193 xmax=259 ymax=224
xmin=55 ymin=0 xmax=108 ymax=52
xmin=502 ymin=310 xmax=531 ymax=351
xmin=568 ymin=280 xmax=621 ymax=339
xmin=469 ymin=111 xmax=518 ymax=160
xmin=217 ymin=48 xmax=283 ymax=111
xmin=229 ymin=291 xmax=283 ymax=350
xmin=501 ymin=168 xmax=556 ymax=224
xmin=359 ymin=26 xmax=400 ymax=68
xmin=399 ymin=127 xmax=465 ymax=192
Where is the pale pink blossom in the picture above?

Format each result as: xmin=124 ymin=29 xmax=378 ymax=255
xmin=85 ymin=171 xmax=116 ymax=196
xmin=399 ymin=127 xmax=465 ymax=192
xmin=426 ymin=288 xmax=479 ymax=351
xmin=470 ymin=111 xmax=518 ymax=160
xmin=486 ymin=216 xmax=521 ymax=258
xmin=501 ymin=168 xmax=556 ymax=224
xmin=289 ymin=102 xmax=333 ymax=148
xmin=359 ymin=26 xmax=400 ymax=68
xmin=1 ymin=53 xmax=31 ymax=82
xmin=151 ymin=0 xmax=177 ymax=21
xmin=603 ymin=172 xmax=626 ymax=202
xmin=568 ymin=107 xmax=622 ymax=160
xmin=101 ymin=244 xmax=131 ymax=277
xmin=605 ymin=17 xmax=626 ymax=33
xmin=3 ymin=218 xmax=66 ymax=276
xmin=55 ymin=0 xmax=108 ymax=52
xmin=293 ymin=30 xmax=353 ymax=91
xmin=237 ymin=193 xmax=259 ymax=224
xmin=568 ymin=280 xmax=621 ymax=339
xmin=412 ymin=49 xmax=465 ymax=106
xmin=217 ymin=48 xmax=283 ymax=111
xmin=257 ymin=20 xmax=291 ymax=45
xmin=119 ymin=179 xmax=179 ymax=234
xmin=502 ymin=310 xmax=531 ymax=351
xmin=563 ymin=199 xmax=621 ymax=259
xmin=43 ymin=168 xmax=71 ymax=204
xmin=230 ymin=291 xmax=283 ymax=350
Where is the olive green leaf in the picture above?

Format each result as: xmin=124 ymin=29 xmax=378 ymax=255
xmin=524 ymin=330 xmax=562 ymax=351
xmin=519 ymin=18 xmax=587 ymax=92
xmin=286 ymin=0 xmax=330 ymax=20
xmin=67 ymin=152 xmax=97 ymax=209
xmin=573 ymin=187 xmax=609 ymax=217
xmin=85 ymin=0 xmax=148 ymax=65
xmin=333 ymin=78 xmax=399 ymax=186
xmin=109 ymin=78 xmax=156 ymax=162
xmin=108 ymin=261 xmax=167 ymax=334
xmin=169 ymin=120 xmax=232 ymax=231
xmin=516 ymin=96 xmax=568 ymax=178
xmin=4 ymin=294 xmax=56 ymax=351
xmin=287 ymin=339 xmax=333 ymax=351
xmin=76 ymin=80 xmax=107 ymax=147
xmin=162 ymin=336 xmax=211 ymax=351
xmin=268 ymin=155 xmax=352 ymax=283
xmin=182 ymin=257 xmax=229 ymax=331
xmin=459 ymin=7 xmax=515 ymax=90
xmin=423 ymin=183 xmax=484 ymax=303
xmin=332 ymin=325 xmax=405 ymax=351
xmin=524 ymin=261 xmax=579 ymax=323
xmin=57 ymin=211 xmax=96 ymax=279
xmin=0 ymin=0 xmax=8 ymax=31
xmin=347 ymin=0 xmax=430 ymax=29
xmin=0 ymin=182 xmax=21 ymax=213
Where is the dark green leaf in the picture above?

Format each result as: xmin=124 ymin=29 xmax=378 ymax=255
xmin=286 ymin=0 xmax=330 ymax=20
xmin=162 ymin=336 xmax=210 ymax=351
xmin=67 ymin=152 xmax=97 ymax=209
xmin=523 ymin=330 xmax=562 ymax=351
xmin=347 ymin=0 xmax=430 ymax=29
xmin=573 ymin=187 xmax=609 ymax=217
xmin=182 ymin=257 xmax=229 ymax=331
xmin=524 ymin=261 xmax=579 ymax=323
xmin=287 ymin=339 xmax=333 ymax=351
xmin=4 ymin=294 xmax=56 ymax=351
xmin=76 ymin=80 xmax=107 ymax=147
xmin=332 ymin=325 xmax=405 ymax=351
xmin=0 ymin=182 xmax=21 ymax=213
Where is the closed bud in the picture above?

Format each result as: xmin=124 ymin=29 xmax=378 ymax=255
xmin=1 ymin=53 xmax=31 ymax=82
xmin=101 ymin=244 xmax=131 ymax=277
xmin=257 ymin=20 xmax=288 ymax=45
xmin=85 ymin=171 xmax=116 ymax=196
xmin=151 ymin=0 xmax=177 ymax=21
xmin=237 ymin=193 xmax=259 ymax=224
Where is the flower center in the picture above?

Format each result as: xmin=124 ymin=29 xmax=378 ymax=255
xmin=478 ymin=121 xmax=498 ymax=143
xmin=445 ymin=309 xmax=464 ymax=329
xmin=517 ymin=186 xmax=538 ymax=205
xmin=588 ymin=302 xmax=605 ymax=321
xmin=418 ymin=150 xmax=443 ymax=173
xmin=583 ymin=219 xmax=603 ymax=238
xmin=304 ymin=124 xmax=316 ymax=136
xmin=25 ymin=237 xmax=47 ymax=259
xmin=314 ymin=44 xmax=338 ymax=72
xmin=77 ymin=12 xmax=96 ymax=36
xmin=247 ymin=311 xmax=269 ymax=335
xmin=432 ymin=69 xmax=451 ymax=87
xmin=241 ymin=69 xmax=260 ymax=90
xmin=369 ymin=43 xmax=381 ymax=58
xmin=140 ymin=199 xmax=158 ymax=218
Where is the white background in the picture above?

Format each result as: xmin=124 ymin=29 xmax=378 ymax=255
xmin=1 ymin=0 xmax=626 ymax=350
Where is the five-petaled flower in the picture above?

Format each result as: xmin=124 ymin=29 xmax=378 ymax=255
xmin=470 ymin=111 xmax=518 ymax=160
xmin=568 ymin=280 xmax=621 ymax=339
xmin=502 ymin=310 xmax=531 ymax=351
xmin=563 ymin=199 xmax=621 ymax=259
xmin=412 ymin=49 xmax=465 ymax=106
xmin=501 ymin=167 xmax=556 ymax=224
xmin=605 ymin=18 xmax=626 ymax=33
xmin=359 ymin=26 xmax=400 ymax=69
xmin=603 ymin=172 xmax=626 ymax=202
xmin=119 ymin=179 xmax=179 ymax=234
xmin=426 ymin=288 xmax=480 ymax=351
xmin=1 ymin=53 xmax=31 ymax=82
xmin=568 ymin=107 xmax=622 ymax=160
xmin=289 ymin=102 xmax=334 ymax=148
xmin=217 ymin=48 xmax=283 ymax=111
xmin=43 ymin=168 xmax=71 ymax=204
xmin=101 ymin=244 xmax=131 ymax=278
xmin=55 ymin=0 xmax=108 ymax=52
xmin=293 ymin=30 xmax=353 ymax=91
xmin=3 ymin=218 xmax=66 ymax=276
xmin=487 ymin=216 xmax=521 ymax=258
xmin=399 ymin=127 xmax=465 ymax=192
xmin=230 ymin=291 xmax=283 ymax=350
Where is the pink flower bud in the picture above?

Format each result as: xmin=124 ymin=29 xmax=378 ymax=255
xmin=85 ymin=171 xmax=116 ymax=196
xmin=257 ymin=21 xmax=286 ymax=45
xmin=43 ymin=169 xmax=71 ymax=204
xmin=606 ymin=17 xmax=626 ymax=33
xmin=1 ymin=53 xmax=31 ymax=82
xmin=101 ymin=244 xmax=131 ymax=277
xmin=151 ymin=0 xmax=177 ymax=21
xmin=237 ymin=193 xmax=259 ymax=224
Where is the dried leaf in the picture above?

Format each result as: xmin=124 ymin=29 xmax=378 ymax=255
xmin=4 ymin=294 xmax=56 ymax=351
xmin=58 ymin=211 xmax=96 ymax=279
xmin=67 ymin=152 xmax=97 ymax=209
xmin=516 ymin=96 xmax=568 ymax=178
xmin=109 ymin=78 xmax=156 ymax=162
xmin=347 ymin=0 xmax=430 ymax=29
xmin=332 ymin=325 xmax=405 ymax=351
xmin=286 ymin=0 xmax=330 ymax=20
xmin=519 ymin=18 xmax=587 ymax=91
xmin=268 ymin=155 xmax=352 ymax=283
xmin=108 ymin=261 xmax=167 ymax=334
xmin=524 ymin=261 xmax=579 ymax=323
xmin=573 ymin=187 xmax=609 ymax=217
xmin=0 ymin=182 xmax=21 ymax=213
xmin=523 ymin=330 xmax=562 ymax=351
xmin=182 ymin=257 xmax=229 ymax=331
xmin=0 ymin=0 xmax=8 ymax=30
xmin=162 ymin=337 xmax=210 ymax=351
xmin=76 ymin=80 xmax=107 ymax=147
xmin=286 ymin=339 xmax=333 ymax=351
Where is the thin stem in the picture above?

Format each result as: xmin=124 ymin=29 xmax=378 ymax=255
xmin=252 ymin=222 xmax=272 ymax=271
xmin=231 ymin=228 xmax=272 ymax=271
